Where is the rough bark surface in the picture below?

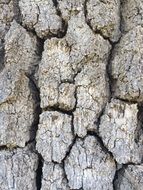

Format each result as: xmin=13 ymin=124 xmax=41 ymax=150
xmin=0 ymin=0 xmax=143 ymax=190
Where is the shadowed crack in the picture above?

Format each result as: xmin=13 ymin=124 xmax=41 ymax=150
xmin=113 ymin=166 xmax=124 ymax=190
xmin=25 ymin=74 xmax=41 ymax=144
xmin=20 ymin=29 xmax=45 ymax=190
xmin=42 ymin=106 xmax=74 ymax=116
xmin=52 ymin=0 xmax=68 ymax=38
xmin=106 ymin=41 xmax=120 ymax=102
xmin=36 ymin=153 xmax=44 ymax=190
xmin=0 ymin=145 xmax=20 ymax=151
xmin=13 ymin=0 xmax=22 ymax=24
xmin=0 ymin=41 xmax=5 ymax=72
xmin=87 ymin=131 xmax=117 ymax=163
xmin=27 ymin=41 xmax=44 ymax=190
xmin=62 ymin=134 xmax=78 ymax=189
xmin=2 ymin=0 xmax=143 ymax=189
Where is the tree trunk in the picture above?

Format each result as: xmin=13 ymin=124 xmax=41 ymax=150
xmin=0 ymin=0 xmax=143 ymax=189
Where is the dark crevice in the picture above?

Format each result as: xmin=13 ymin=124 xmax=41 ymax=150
xmin=62 ymin=119 xmax=77 ymax=188
xmin=52 ymin=0 xmax=58 ymax=7
xmin=25 ymin=73 xmax=41 ymax=143
xmin=22 ymin=25 xmax=38 ymax=37
xmin=36 ymin=153 xmax=44 ymax=190
xmin=27 ymin=49 xmax=43 ymax=190
xmin=123 ymin=162 xmax=140 ymax=166
xmin=84 ymin=0 xmax=88 ymax=21
xmin=28 ymin=37 xmax=45 ymax=85
xmin=24 ymin=36 xmax=44 ymax=142
xmin=71 ymin=113 xmax=75 ymax=136
xmin=120 ymin=0 xmax=131 ymax=35
xmin=137 ymin=104 xmax=143 ymax=123
xmin=73 ymin=87 xmax=78 ymax=112
xmin=62 ymin=135 xmax=77 ymax=163
xmin=0 ymin=41 xmax=5 ymax=72
xmin=0 ymin=145 xmax=8 ymax=151
xmin=36 ymin=37 xmax=45 ymax=57
xmin=115 ymin=97 xmax=142 ymax=104
xmin=119 ymin=0 xmax=124 ymax=34
xmin=23 ymin=25 xmax=44 ymax=189
xmin=51 ymin=160 xmax=60 ymax=165
xmin=135 ymin=104 xmax=143 ymax=147
xmin=106 ymin=42 xmax=118 ymax=102
xmin=26 ymin=81 xmax=43 ymax=190
xmin=13 ymin=0 xmax=22 ymax=25
xmin=94 ymin=103 xmax=107 ymax=129
xmin=25 ymin=73 xmax=40 ymax=96
xmin=0 ymin=145 xmax=20 ymax=151
xmin=24 ymin=74 xmax=42 ymax=190
xmin=42 ymin=106 xmax=74 ymax=116
xmin=106 ymin=0 xmax=122 ymax=103
xmin=62 ymin=161 xmax=70 ymax=189
xmin=52 ymin=0 xmax=68 ymax=38
xmin=113 ymin=166 xmax=124 ymax=190
xmin=60 ymin=79 xmax=75 ymax=84
xmin=87 ymin=131 xmax=117 ymax=165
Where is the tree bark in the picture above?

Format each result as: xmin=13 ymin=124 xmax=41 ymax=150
xmin=0 ymin=0 xmax=143 ymax=189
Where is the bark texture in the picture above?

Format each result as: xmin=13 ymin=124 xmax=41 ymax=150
xmin=0 ymin=0 xmax=143 ymax=190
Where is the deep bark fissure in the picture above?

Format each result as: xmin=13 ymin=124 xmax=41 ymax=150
xmin=36 ymin=153 xmax=44 ymax=190
xmin=0 ymin=42 xmax=5 ymax=72
xmin=1 ymin=0 xmax=143 ymax=189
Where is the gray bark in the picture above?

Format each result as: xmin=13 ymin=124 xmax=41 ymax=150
xmin=0 ymin=0 xmax=143 ymax=189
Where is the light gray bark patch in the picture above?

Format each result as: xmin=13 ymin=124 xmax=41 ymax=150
xmin=0 ymin=70 xmax=38 ymax=147
xmin=41 ymin=162 xmax=70 ymax=190
xmin=19 ymin=0 xmax=65 ymax=38
xmin=86 ymin=0 xmax=121 ymax=42
xmin=111 ymin=26 xmax=143 ymax=102
xmin=36 ymin=111 xmax=74 ymax=163
xmin=0 ymin=0 xmax=17 ymax=40
xmin=0 ymin=147 xmax=38 ymax=190
xmin=0 ymin=21 xmax=40 ymax=147
xmin=121 ymin=0 xmax=143 ymax=33
xmin=99 ymin=99 xmax=143 ymax=164
xmin=65 ymin=135 xmax=116 ymax=190
xmin=5 ymin=21 xmax=39 ymax=75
